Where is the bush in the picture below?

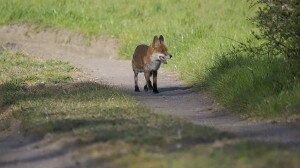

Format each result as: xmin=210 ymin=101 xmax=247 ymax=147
xmin=252 ymin=0 xmax=300 ymax=76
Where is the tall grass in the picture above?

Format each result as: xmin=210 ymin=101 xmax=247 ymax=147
xmin=199 ymin=50 xmax=300 ymax=120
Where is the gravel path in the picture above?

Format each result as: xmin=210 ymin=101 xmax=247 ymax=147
xmin=0 ymin=24 xmax=299 ymax=168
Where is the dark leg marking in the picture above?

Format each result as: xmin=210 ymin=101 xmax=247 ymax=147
xmin=148 ymin=80 xmax=153 ymax=90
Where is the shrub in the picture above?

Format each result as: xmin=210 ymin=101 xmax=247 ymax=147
xmin=251 ymin=0 xmax=300 ymax=76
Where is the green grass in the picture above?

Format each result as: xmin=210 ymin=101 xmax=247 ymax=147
xmin=116 ymin=142 xmax=300 ymax=168
xmin=0 ymin=0 xmax=298 ymax=119
xmin=1 ymin=50 xmax=299 ymax=168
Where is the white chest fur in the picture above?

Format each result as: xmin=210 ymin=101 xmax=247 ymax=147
xmin=147 ymin=61 xmax=161 ymax=71
xmin=146 ymin=53 xmax=162 ymax=71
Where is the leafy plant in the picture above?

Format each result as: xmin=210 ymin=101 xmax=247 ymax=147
xmin=251 ymin=0 xmax=300 ymax=76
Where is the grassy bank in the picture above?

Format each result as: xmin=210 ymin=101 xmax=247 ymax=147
xmin=199 ymin=49 xmax=300 ymax=121
xmin=1 ymin=50 xmax=299 ymax=167
xmin=0 ymin=0 xmax=298 ymax=119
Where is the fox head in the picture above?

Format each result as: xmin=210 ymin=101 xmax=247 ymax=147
xmin=150 ymin=35 xmax=172 ymax=64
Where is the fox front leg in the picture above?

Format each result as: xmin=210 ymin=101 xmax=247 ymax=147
xmin=134 ymin=71 xmax=140 ymax=92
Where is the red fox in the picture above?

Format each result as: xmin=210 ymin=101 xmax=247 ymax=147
xmin=132 ymin=35 xmax=172 ymax=93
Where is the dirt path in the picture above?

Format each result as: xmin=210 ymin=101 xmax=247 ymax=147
xmin=0 ymin=24 xmax=300 ymax=167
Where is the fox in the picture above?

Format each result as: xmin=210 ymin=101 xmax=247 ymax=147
xmin=132 ymin=35 xmax=172 ymax=93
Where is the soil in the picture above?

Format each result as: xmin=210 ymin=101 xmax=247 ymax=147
xmin=0 ymin=24 xmax=299 ymax=168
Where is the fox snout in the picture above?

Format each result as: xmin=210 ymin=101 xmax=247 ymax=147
xmin=159 ymin=55 xmax=167 ymax=64
xmin=161 ymin=54 xmax=172 ymax=64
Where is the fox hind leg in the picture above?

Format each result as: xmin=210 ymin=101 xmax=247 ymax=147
xmin=134 ymin=71 xmax=140 ymax=92
xmin=144 ymin=71 xmax=153 ymax=92
xmin=153 ymin=71 xmax=159 ymax=93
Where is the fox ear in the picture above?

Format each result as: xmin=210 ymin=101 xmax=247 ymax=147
xmin=159 ymin=35 xmax=164 ymax=42
xmin=152 ymin=35 xmax=160 ymax=48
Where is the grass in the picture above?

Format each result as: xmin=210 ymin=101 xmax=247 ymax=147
xmin=116 ymin=142 xmax=300 ymax=168
xmin=0 ymin=0 xmax=298 ymax=119
xmin=0 ymin=50 xmax=299 ymax=168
